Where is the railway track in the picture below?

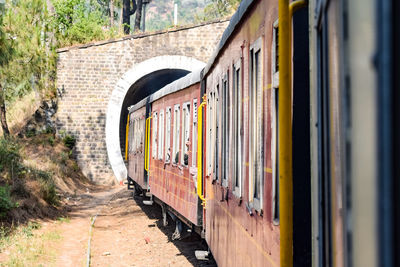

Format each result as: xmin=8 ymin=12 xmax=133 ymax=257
xmin=86 ymin=189 xmax=216 ymax=267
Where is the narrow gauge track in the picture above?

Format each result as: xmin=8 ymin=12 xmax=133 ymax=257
xmin=87 ymin=189 xmax=216 ymax=267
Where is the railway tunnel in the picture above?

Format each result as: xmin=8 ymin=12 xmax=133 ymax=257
xmin=106 ymin=55 xmax=205 ymax=182
xmin=119 ymin=69 xmax=190 ymax=159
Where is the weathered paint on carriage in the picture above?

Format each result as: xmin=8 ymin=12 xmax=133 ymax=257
xmin=203 ymin=0 xmax=280 ymax=266
xmin=128 ymin=106 xmax=147 ymax=189
xmin=148 ymin=83 xmax=201 ymax=225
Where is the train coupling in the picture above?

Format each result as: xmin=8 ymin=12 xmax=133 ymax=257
xmin=195 ymin=250 xmax=209 ymax=261
xmin=143 ymin=194 xmax=153 ymax=206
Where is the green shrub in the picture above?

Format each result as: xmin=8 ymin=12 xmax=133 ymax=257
xmin=48 ymin=136 xmax=55 ymax=146
xmin=60 ymin=152 xmax=68 ymax=165
xmin=22 ymin=221 xmax=41 ymax=237
xmin=28 ymin=168 xmax=59 ymax=206
xmin=72 ymin=162 xmax=80 ymax=172
xmin=62 ymin=135 xmax=76 ymax=150
xmin=43 ymin=126 xmax=55 ymax=134
xmin=0 ymin=186 xmax=18 ymax=217
xmin=0 ymin=138 xmax=21 ymax=174
xmin=25 ymin=129 xmax=36 ymax=137
xmin=39 ymin=179 xmax=58 ymax=206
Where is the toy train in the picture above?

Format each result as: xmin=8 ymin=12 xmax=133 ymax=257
xmin=125 ymin=0 xmax=400 ymax=266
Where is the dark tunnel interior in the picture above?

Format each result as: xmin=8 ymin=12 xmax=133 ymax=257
xmin=119 ymin=69 xmax=190 ymax=156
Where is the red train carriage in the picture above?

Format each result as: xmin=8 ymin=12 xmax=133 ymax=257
xmin=127 ymin=71 xmax=204 ymax=230
xmin=200 ymin=0 xmax=280 ymax=266
xmin=124 ymin=0 xmax=400 ymax=266
xmin=126 ymin=0 xmax=309 ymax=265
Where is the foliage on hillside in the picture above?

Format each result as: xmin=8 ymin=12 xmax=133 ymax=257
xmin=0 ymin=131 xmax=91 ymax=224
xmin=145 ymin=0 xmax=240 ymax=32
xmin=51 ymin=0 xmax=120 ymax=47
xmin=0 ymin=0 xmax=57 ymax=136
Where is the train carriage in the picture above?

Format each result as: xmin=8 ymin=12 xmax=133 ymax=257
xmin=200 ymin=0 xmax=280 ymax=266
xmin=124 ymin=0 xmax=400 ymax=266
xmin=127 ymin=71 xmax=204 ymax=231
xmin=148 ymin=78 xmax=201 ymax=226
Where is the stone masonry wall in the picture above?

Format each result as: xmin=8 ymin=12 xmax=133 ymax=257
xmin=56 ymin=20 xmax=229 ymax=184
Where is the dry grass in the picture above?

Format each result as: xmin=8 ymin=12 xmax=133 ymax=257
xmin=0 ymin=221 xmax=63 ymax=267
xmin=0 ymin=92 xmax=41 ymax=136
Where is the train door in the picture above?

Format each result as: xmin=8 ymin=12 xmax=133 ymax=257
xmin=314 ymin=0 xmax=348 ymax=266
xmin=292 ymin=6 xmax=311 ymax=266
xmin=144 ymin=100 xmax=152 ymax=190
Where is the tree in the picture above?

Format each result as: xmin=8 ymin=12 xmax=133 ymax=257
xmin=95 ymin=0 xmax=123 ymax=28
xmin=122 ymin=0 xmax=137 ymax=34
xmin=133 ymin=0 xmax=142 ymax=32
xmin=110 ymin=0 xmax=114 ymax=26
xmin=122 ymin=0 xmax=152 ymax=34
xmin=52 ymin=0 xmax=115 ymax=46
xmin=203 ymin=0 xmax=241 ymax=19
xmin=0 ymin=2 xmax=15 ymax=137
xmin=0 ymin=0 xmax=55 ymax=137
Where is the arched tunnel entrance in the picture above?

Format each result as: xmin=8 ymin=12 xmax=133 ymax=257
xmin=119 ymin=69 xmax=190 ymax=156
xmin=106 ymin=55 xmax=205 ymax=182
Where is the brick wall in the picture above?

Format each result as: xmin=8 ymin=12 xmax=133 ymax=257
xmin=56 ymin=20 xmax=229 ymax=184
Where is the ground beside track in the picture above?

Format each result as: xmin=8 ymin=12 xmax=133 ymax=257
xmin=90 ymin=188 xmax=216 ymax=267
xmin=1 ymin=186 xmax=217 ymax=267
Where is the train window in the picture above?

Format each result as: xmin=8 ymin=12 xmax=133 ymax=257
xmin=249 ymin=38 xmax=264 ymax=211
xmin=192 ymin=99 xmax=198 ymax=167
xmin=272 ymin=21 xmax=279 ymax=88
xmin=212 ymin=91 xmax=217 ymax=178
xmin=173 ymin=105 xmax=180 ymax=164
xmin=181 ymin=103 xmax=191 ymax=166
xmin=272 ymin=20 xmax=279 ymax=223
xmin=134 ymin=118 xmax=137 ymax=153
xmin=140 ymin=117 xmax=144 ymax=154
xmin=137 ymin=118 xmax=141 ymax=153
xmin=206 ymin=93 xmax=212 ymax=175
xmin=152 ymin=112 xmax=158 ymax=159
xmin=135 ymin=119 xmax=139 ymax=153
xmin=214 ymin=86 xmax=219 ymax=182
xmin=222 ymin=72 xmax=229 ymax=187
xmin=158 ymin=109 xmax=164 ymax=160
xmin=233 ymin=60 xmax=242 ymax=197
xmin=129 ymin=117 xmax=134 ymax=153
xmin=165 ymin=107 xmax=172 ymax=162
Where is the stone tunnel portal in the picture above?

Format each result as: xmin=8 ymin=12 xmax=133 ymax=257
xmin=106 ymin=55 xmax=205 ymax=182
xmin=119 ymin=68 xmax=190 ymax=156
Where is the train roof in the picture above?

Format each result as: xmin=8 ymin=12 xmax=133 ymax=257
xmin=128 ymin=68 xmax=202 ymax=113
xmin=202 ymin=0 xmax=256 ymax=78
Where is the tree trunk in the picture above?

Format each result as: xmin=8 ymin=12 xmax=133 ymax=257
xmin=119 ymin=6 xmax=123 ymax=33
xmin=0 ymin=82 xmax=10 ymax=138
xmin=123 ymin=0 xmax=137 ymax=34
xmin=110 ymin=0 xmax=114 ymax=27
xmin=134 ymin=0 xmax=142 ymax=32
xmin=46 ymin=0 xmax=56 ymax=97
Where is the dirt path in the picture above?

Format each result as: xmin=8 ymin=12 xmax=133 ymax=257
xmin=41 ymin=186 xmax=216 ymax=267
xmin=50 ymin=186 xmax=123 ymax=267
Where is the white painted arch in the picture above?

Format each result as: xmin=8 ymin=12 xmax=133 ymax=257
xmin=106 ymin=55 xmax=205 ymax=182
